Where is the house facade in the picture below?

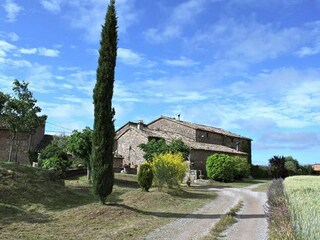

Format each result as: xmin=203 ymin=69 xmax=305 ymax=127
xmin=115 ymin=116 xmax=252 ymax=175
xmin=0 ymin=121 xmax=50 ymax=164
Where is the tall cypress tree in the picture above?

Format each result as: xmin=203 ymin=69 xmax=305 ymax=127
xmin=92 ymin=0 xmax=117 ymax=204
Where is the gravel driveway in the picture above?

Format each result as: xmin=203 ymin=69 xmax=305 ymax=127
xmin=144 ymin=184 xmax=268 ymax=240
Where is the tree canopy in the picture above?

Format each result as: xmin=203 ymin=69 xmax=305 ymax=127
xmin=0 ymin=80 xmax=46 ymax=162
xmin=139 ymin=138 xmax=190 ymax=162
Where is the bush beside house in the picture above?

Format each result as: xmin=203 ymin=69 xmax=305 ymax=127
xmin=206 ymin=154 xmax=251 ymax=182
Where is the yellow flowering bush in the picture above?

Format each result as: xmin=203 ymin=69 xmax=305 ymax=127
xmin=152 ymin=152 xmax=187 ymax=190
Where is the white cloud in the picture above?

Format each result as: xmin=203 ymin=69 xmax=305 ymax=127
xmin=41 ymin=99 xmax=93 ymax=123
xmin=0 ymin=40 xmax=17 ymax=52
xmin=48 ymin=0 xmax=138 ymax=42
xmin=296 ymin=41 xmax=320 ymax=57
xmin=116 ymin=0 xmax=139 ymax=34
xmin=3 ymin=0 xmax=23 ymax=23
xmin=164 ymin=56 xmax=199 ymax=67
xmin=25 ymin=64 xmax=57 ymax=93
xmin=118 ymin=48 xmax=142 ymax=65
xmin=144 ymin=0 xmax=207 ymax=43
xmin=138 ymin=67 xmax=320 ymax=136
xmin=0 ymin=58 xmax=32 ymax=68
xmin=117 ymin=48 xmax=156 ymax=68
xmin=38 ymin=47 xmax=60 ymax=57
xmin=0 ymin=32 xmax=19 ymax=41
xmin=20 ymin=48 xmax=37 ymax=54
xmin=40 ymin=0 xmax=62 ymax=13
xmin=18 ymin=47 xmax=59 ymax=57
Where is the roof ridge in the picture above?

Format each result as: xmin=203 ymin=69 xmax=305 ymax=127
xmin=159 ymin=115 xmax=250 ymax=140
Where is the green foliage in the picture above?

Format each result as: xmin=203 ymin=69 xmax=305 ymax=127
xmin=52 ymin=135 xmax=69 ymax=150
xmin=28 ymin=150 xmax=38 ymax=164
xmin=40 ymin=144 xmax=68 ymax=161
xmin=137 ymin=163 xmax=153 ymax=191
xmin=152 ymin=153 xmax=187 ymax=190
xmin=206 ymin=154 xmax=235 ymax=182
xmin=233 ymin=156 xmax=251 ymax=179
xmin=0 ymin=91 xmax=9 ymax=113
xmin=297 ymin=164 xmax=315 ymax=175
xmin=40 ymin=157 xmax=72 ymax=172
xmin=0 ymin=80 xmax=46 ymax=162
xmin=139 ymin=139 xmax=168 ymax=162
xmin=92 ymin=0 xmax=117 ymax=204
xmin=251 ymin=165 xmax=271 ymax=178
xmin=168 ymin=139 xmax=190 ymax=160
xmin=269 ymin=155 xmax=288 ymax=178
xmin=67 ymin=127 xmax=92 ymax=162
xmin=284 ymin=156 xmax=299 ymax=176
xmin=39 ymin=144 xmax=71 ymax=173
xmin=139 ymin=138 xmax=190 ymax=162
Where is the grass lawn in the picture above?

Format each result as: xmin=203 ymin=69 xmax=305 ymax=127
xmin=0 ymin=163 xmax=216 ymax=240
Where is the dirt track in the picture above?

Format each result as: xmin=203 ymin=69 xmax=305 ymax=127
xmin=144 ymin=184 xmax=268 ymax=240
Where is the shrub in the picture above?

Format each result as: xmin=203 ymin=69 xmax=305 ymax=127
xmin=138 ymin=163 xmax=153 ymax=191
xmin=233 ymin=156 xmax=251 ymax=180
xmin=40 ymin=144 xmax=68 ymax=161
xmin=206 ymin=154 xmax=235 ymax=182
xmin=40 ymin=157 xmax=71 ymax=172
xmin=266 ymin=179 xmax=296 ymax=240
xmin=297 ymin=164 xmax=315 ymax=175
xmin=251 ymin=165 xmax=271 ymax=178
xmin=152 ymin=152 xmax=187 ymax=190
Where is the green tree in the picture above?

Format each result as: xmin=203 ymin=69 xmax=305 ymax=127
xmin=0 ymin=92 xmax=9 ymax=113
xmin=138 ymin=139 xmax=169 ymax=162
xmin=168 ymin=138 xmax=190 ymax=160
xmin=137 ymin=163 xmax=153 ymax=192
xmin=269 ymin=156 xmax=288 ymax=178
xmin=1 ymin=80 xmax=46 ymax=162
xmin=52 ymin=134 xmax=69 ymax=150
xmin=284 ymin=156 xmax=299 ymax=176
xmin=92 ymin=0 xmax=118 ymax=204
xmin=67 ymin=127 xmax=93 ymax=181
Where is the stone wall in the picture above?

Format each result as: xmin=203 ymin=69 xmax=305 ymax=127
xmin=0 ymin=129 xmax=10 ymax=162
xmin=116 ymin=128 xmax=148 ymax=167
xmin=196 ymin=130 xmax=224 ymax=145
xmin=195 ymin=129 xmax=252 ymax=164
xmin=148 ymin=118 xmax=196 ymax=140
xmin=0 ymin=126 xmax=45 ymax=164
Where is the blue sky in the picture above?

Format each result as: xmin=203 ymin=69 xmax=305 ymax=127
xmin=1 ymin=0 xmax=320 ymax=165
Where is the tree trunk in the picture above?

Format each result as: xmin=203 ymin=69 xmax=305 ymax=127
xmin=87 ymin=166 xmax=91 ymax=182
xmin=14 ymin=137 xmax=21 ymax=163
xmin=28 ymin=134 xmax=33 ymax=152
xmin=9 ymin=132 xmax=16 ymax=162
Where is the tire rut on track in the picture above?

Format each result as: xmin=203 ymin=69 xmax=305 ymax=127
xmin=144 ymin=184 xmax=268 ymax=240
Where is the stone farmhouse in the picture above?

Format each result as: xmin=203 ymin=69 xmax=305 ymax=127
xmin=115 ymin=116 xmax=252 ymax=175
xmin=0 ymin=120 xmax=52 ymax=164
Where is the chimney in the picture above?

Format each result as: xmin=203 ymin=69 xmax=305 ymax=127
xmin=137 ymin=120 xmax=144 ymax=130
